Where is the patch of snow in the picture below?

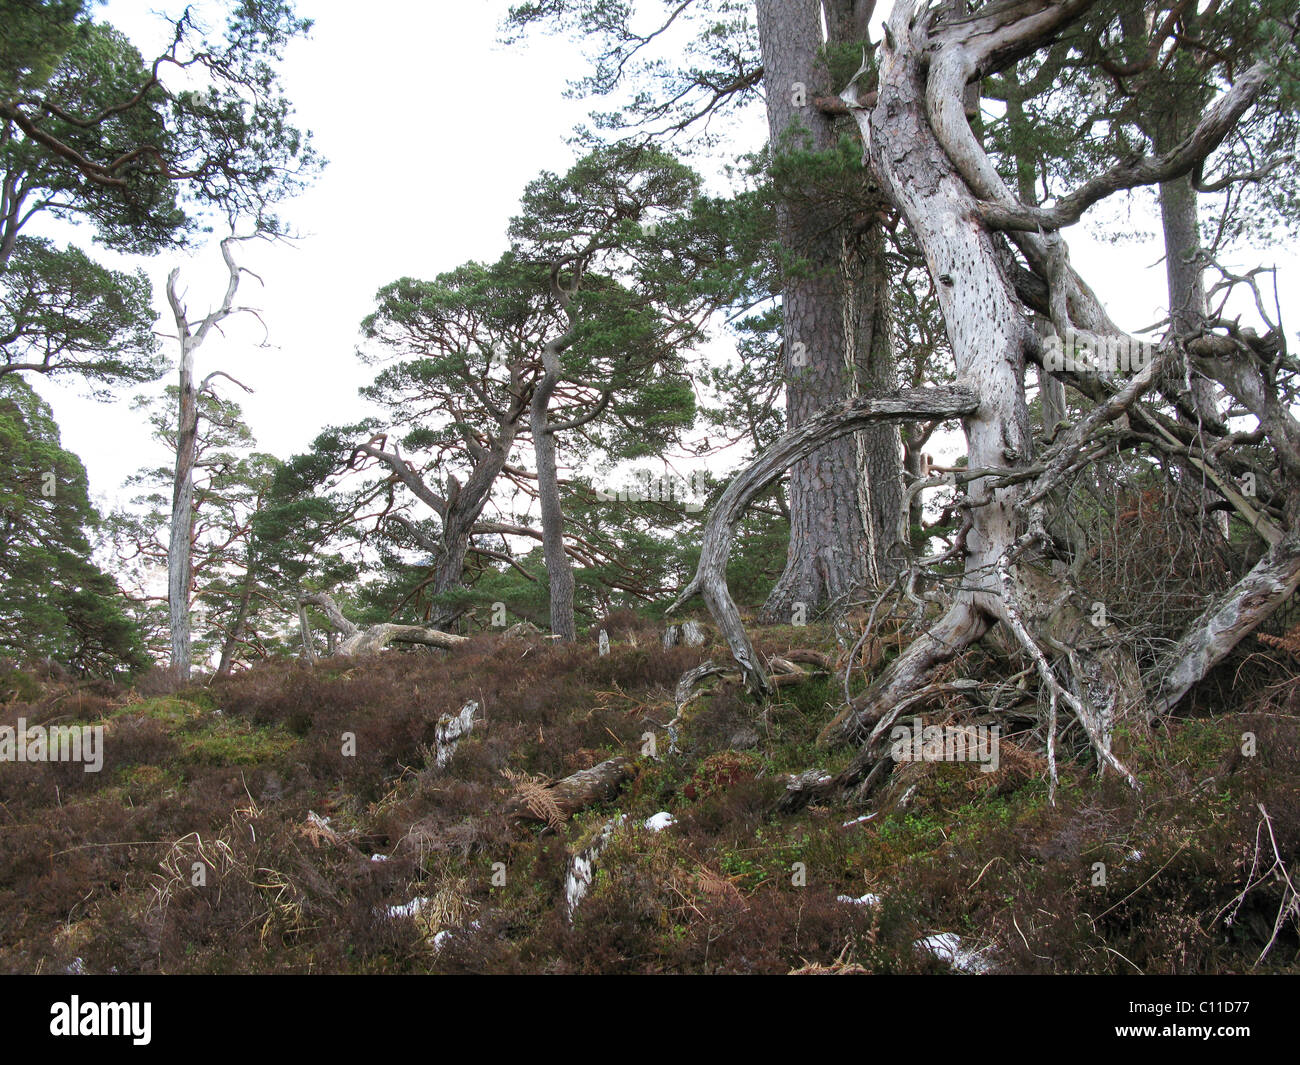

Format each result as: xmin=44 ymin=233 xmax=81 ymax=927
xmin=643 ymin=811 xmax=675 ymax=832
xmin=836 ymin=893 xmax=881 ymax=907
xmin=65 ymin=957 xmax=85 ymax=975
xmin=842 ymin=813 xmax=877 ymax=827
xmin=370 ymin=853 xmax=389 ymax=862
xmin=306 ymin=810 xmax=331 ymax=829
xmin=916 ymin=932 xmax=995 ymax=974
xmin=432 ymin=920 xmax=481 ymax=952
xmin=386 ymin=896 xmax=430 ymax=920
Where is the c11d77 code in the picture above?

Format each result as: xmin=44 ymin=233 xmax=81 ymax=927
xmin=1129 ymin=1003 xmax=1251 ymax=1017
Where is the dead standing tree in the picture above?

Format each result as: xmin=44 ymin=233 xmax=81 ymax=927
xmin=165 ymin=235 xmax=261 ymax=681
xmin=675 ymin=0 xmax=1299 ymax=797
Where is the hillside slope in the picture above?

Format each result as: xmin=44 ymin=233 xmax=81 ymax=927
xmin=2 ymin=620 xmax=1297 ymax=974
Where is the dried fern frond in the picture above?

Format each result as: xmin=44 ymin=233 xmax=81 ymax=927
xmin=298 ymin=810 xmax=344 ymax=849
xmin=965 ymin=737 xmax=1047 ymax=793
xmin=691 ymin=865 xmax=747 ymax=905
xmin=501 ymin=769 xmax=566 ymax=830
xmin=1258 ymin=623 xmax=1300 ymax=660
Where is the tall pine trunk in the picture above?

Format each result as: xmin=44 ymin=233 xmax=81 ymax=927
xmin=530 ymin=338 xmax=576 ymax=641
xmin=853 ymin=221 xmax=904 ymax=577
xmin=755 ymin=0 xmax=901 ymax=621
xmin=427 ymin=421 xmax=524 ymax=629
xmin=215 ymin=552 xmax=255 ymax=678
xmin=1153 ymin=105 xmax=1229 ymax=535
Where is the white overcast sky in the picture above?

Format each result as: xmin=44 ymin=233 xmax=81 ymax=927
xmin=26 ymin=0 xmax=1300 ymax=513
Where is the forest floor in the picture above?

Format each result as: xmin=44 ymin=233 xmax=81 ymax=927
xmin=1 ymin=616 xmax=1298 ymax=974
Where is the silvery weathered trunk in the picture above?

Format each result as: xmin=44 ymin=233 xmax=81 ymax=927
xmin=681 ymin=0 xmax=1293 ymax=796
xmin=168 ymin=328 xmax=198 ymax=681
xmin=799 ymin=1 xmax=1142 ymax=777
xmin=164 ymin=237 xmax=249 ymax=681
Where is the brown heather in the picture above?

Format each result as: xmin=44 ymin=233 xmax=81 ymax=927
xmin=0 ymin=621 xmax=1296 ymax=974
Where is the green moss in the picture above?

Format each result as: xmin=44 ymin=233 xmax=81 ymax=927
xmin=177 ymin=715 xmax=297 ymax=766
xmin=106 ymin=694 xmax=205 ymax=727
xmin=116 ymin=762 xmax=182 ymax=801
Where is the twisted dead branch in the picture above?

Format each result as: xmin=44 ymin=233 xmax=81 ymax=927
xmin=297 ymin=591 xmax=469 ymax=656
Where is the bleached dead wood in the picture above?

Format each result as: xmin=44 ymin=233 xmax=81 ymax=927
xmin=1153 ymin=535 xmax=1300 ymax=714
xmin=667 ymin=656 xmax=826 ymax=753
xmin=297 ymin=592 xmax=469 ymax=655
xmin=435 ymin=701 xmax=478 ymax=769
xmin=564 ymin=816 xmax=624 ymax=919
xmin=663 ymin=620 xmax=708 ymax=649
xmin=165 ymin=235 xmax=261 ymax=681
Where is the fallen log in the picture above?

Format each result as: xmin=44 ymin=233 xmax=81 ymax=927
xmin=784 ymin=650 xmax=834 ymax=671
xmin=674 ymin=660 xmax=732 ymax=712
xmin=667 ymin=656 xmax=828 ymax=753
xmin=505 ymin=755 xmax=636 ymax=826
xmin=673 ymin=655 xmax=827 ymax=713
xmin=1154 ymin=533 xmax=1300 ymax=714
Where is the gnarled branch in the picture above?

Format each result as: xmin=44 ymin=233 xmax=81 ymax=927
xmin=670 ymin=385 xmax=980 ymax=693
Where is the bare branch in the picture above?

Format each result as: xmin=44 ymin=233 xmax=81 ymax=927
xmin=671 ymin=385 xmax=980 ymax=693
